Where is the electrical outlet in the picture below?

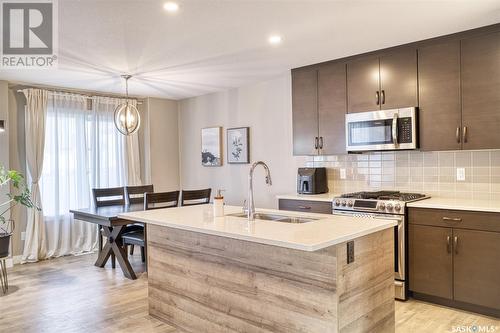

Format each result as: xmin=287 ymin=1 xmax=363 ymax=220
xmin=340 ymin=168 xmax=347 ymax=180
xmin=456 ymin=168 xmax=466 ymax=181
xmin=21 ymin=231 xmax=26 ymax=241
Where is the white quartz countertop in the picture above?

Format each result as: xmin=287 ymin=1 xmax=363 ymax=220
xmin=407 ymin=197 xmax=500 ymax=213
xmin=276 ymin=193 xmax=338 ymax=202
xmin=119 ymin=205 xmax=396 ymax=252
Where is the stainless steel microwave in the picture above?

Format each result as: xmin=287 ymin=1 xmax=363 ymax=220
xmin=345 ymin=107 xmax=417 ymax=152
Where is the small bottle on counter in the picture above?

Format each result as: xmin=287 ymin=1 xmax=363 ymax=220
xmin=213 ymin=189 xmax=225 ymax=217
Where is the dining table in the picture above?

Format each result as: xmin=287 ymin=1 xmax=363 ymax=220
xmin=70 ymin=204 xmax=144 ymax=280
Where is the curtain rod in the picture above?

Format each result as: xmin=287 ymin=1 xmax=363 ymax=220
xmin=16 ymin=89 xmax=144 ymax=105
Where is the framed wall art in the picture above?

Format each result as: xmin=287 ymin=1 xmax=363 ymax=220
xmin=201 ymin=126 xmax=222 ymax=167
xmin=227 ymin=127 xmax=249 ymax=164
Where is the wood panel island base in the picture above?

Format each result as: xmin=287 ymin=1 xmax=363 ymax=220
xmin=146 ymin=225 xmax=394 ymax=333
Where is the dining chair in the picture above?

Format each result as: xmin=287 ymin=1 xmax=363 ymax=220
xmin=92 ymin=187 xmax=126 ymax=269
xmin=92 ymin=187 xmax=125 ymax=207
xmin=123 ymin=185 xmax=154 ymax=255
xmin=124 ymin=185 xmax=154 ymax=205
xmin=180 ymin=188 xmax=212 ymax=206
xmin=121 ymin=191 xmax=180 ymax=272
xmin=144 ymin=191 xmax=180 ymax=210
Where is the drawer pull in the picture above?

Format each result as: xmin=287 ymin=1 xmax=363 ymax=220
xmin=442 ymin=217 xmax=462 ymax=222
xmin=297 ymin=205 xmax=311 ymax=210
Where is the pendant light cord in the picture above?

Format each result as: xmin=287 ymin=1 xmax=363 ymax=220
xmin=121 ymin=74 xmax=132 ymax=99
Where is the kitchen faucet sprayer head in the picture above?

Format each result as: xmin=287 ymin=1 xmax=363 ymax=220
xmin=266 ymin=175 xmax=272 ymax=186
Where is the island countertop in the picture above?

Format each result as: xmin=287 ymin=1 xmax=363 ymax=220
xmin=119 ymin=204 xmax=397 ymax=251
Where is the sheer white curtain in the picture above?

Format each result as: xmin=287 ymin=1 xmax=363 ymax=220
xmin=41 ymin=93 xmax=97 ymax=257
xmin=93 ymin=97 xmax=141 ymax=186
xmin=38 ymin=94 xmax=141 ymax=258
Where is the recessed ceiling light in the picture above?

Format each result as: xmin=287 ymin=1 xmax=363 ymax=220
xmin=163 ymin=2 xmax=179 ymax=13
xmin=268 ymin=35 xmax=282 ymax=45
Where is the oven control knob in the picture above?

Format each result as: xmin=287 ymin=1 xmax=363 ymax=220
xmin=394 ymin=203 xmax=402 ymax=211
xmin=386 ymin=203 xmax=393 ymax=211
xmin=378 ymin=202 xmax=385 ymax=210
xmin=341 ymin=200 xmax=347 ymax=206
xmin=334 ymin=199 xmax=341 ymax=206
xmin=347 ymin=200 xmax=353 ymax=207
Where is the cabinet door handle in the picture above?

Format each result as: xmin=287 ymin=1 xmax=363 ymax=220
xmin=319 ymin=136 xmax=324 ymax=149
xmin=297 ymin=205 xmax=311 ymax=210
xmin=314 ymin=137 xmax=319 ymax=150
xmin=375 ymin=91 xmax=380 ymax=105
xmin=442 ymin=217 xmax=462 ymax=223
xmin=456 ymin=127 xmax=461 ymax=143
xmin=462 ymin=126 xmax=468 ymax=143
xmin=381 ymin=90 xmax=385 ymax=105
xmin=453 ymin=236 xmax=459 ymax=254
xmin=446 ymin=236 xmax=451 ymax=254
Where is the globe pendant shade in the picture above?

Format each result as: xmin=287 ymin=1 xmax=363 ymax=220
xmin=114 ymin=102 xmax=140 ymax=135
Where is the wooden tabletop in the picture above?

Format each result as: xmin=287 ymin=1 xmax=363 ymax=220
xmin=70 ymin=204 xmax=144 ymax=226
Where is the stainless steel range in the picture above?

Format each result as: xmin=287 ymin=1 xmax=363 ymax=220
xmin=332 ymin=190 xmax=429 ymax=300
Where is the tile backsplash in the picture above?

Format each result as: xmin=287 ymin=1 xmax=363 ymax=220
xmin=305 ymin=150 xmax=500 ymax=200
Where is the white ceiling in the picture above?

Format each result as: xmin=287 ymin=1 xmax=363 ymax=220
xmin=1 ymin=0 xmax=499 ymax=100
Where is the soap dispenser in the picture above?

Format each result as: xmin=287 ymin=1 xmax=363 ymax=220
xmin=213 ymin=189 xmax=225 ymax=217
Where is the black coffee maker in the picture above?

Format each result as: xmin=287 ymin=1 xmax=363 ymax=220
xmin=297 ymin=168 xmax=328 ymax=194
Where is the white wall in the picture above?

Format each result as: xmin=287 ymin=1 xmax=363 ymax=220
xmin=144 ymin=97 xmax=180 ymax=192
xmin=179 ymin=73 xmax=307 ymax=209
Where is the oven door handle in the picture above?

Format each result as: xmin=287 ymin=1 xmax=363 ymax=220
xmin=392 ymin=113 xmax=399 ymax=147
xmin=332 ymin=211 xmax=403 ymax=221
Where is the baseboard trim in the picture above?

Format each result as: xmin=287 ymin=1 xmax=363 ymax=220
xmin=411 ymin=292 xmax=500 ymax=318
xmin=5 ymin=255 xmax=23 ymax=268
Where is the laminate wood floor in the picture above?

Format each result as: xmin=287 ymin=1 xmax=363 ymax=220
xmin=0 ymin=253 xmax=498 ymax=333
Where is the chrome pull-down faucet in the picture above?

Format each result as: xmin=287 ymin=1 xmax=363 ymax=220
xmin=247 ymin=161 xmax=272 ymax=220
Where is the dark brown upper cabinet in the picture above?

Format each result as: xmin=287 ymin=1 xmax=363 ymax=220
xmin=418 ymin=40 xmax=462 ymax=151
xmin=461 ymin=31 xmax=500 ymax=150
xmin=379 ymin=48 xmax=418 ymax=110
xmin=292 ymin=63 xmax=347 ymax=156
xmin=346 ymin=57 xmax=380 ymax=113
xmin=347 ymin=48 xmax=417 ymax=113
xmin=317 ymin=62 xmax=347 ymax=155
xmin=292 ymin=67 xmax=318 ymax=156
xmin=292 ymin=24 xmax=500 ymax=154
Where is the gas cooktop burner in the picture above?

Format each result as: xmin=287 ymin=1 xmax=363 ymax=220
xmin=340 ymin=191 xmax=426 ymax=202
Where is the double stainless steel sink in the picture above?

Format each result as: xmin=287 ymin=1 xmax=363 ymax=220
xmin=227 ymin=212 xmax=318 ymax=224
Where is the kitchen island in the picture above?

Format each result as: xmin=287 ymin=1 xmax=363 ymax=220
xmin=120 ymin=205 xmax=397 ymax=333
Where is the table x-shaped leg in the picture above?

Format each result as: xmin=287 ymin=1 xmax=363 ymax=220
xmin=94 ymin=225 xmax=137 ymax=280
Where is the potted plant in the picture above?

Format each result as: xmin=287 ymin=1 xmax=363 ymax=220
xmin=0 ymin=167 xmax=36 ymax=258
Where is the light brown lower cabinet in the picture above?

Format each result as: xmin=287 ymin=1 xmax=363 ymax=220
xmin=409 ymin=208 xmax=500 ymax=317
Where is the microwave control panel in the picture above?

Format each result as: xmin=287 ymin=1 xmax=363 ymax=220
xmin=398 ymin=117 xmax=413 ymax=143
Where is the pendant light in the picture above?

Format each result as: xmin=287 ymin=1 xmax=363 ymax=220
xmin=114 ymin=75 xmax=140 ymax=135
